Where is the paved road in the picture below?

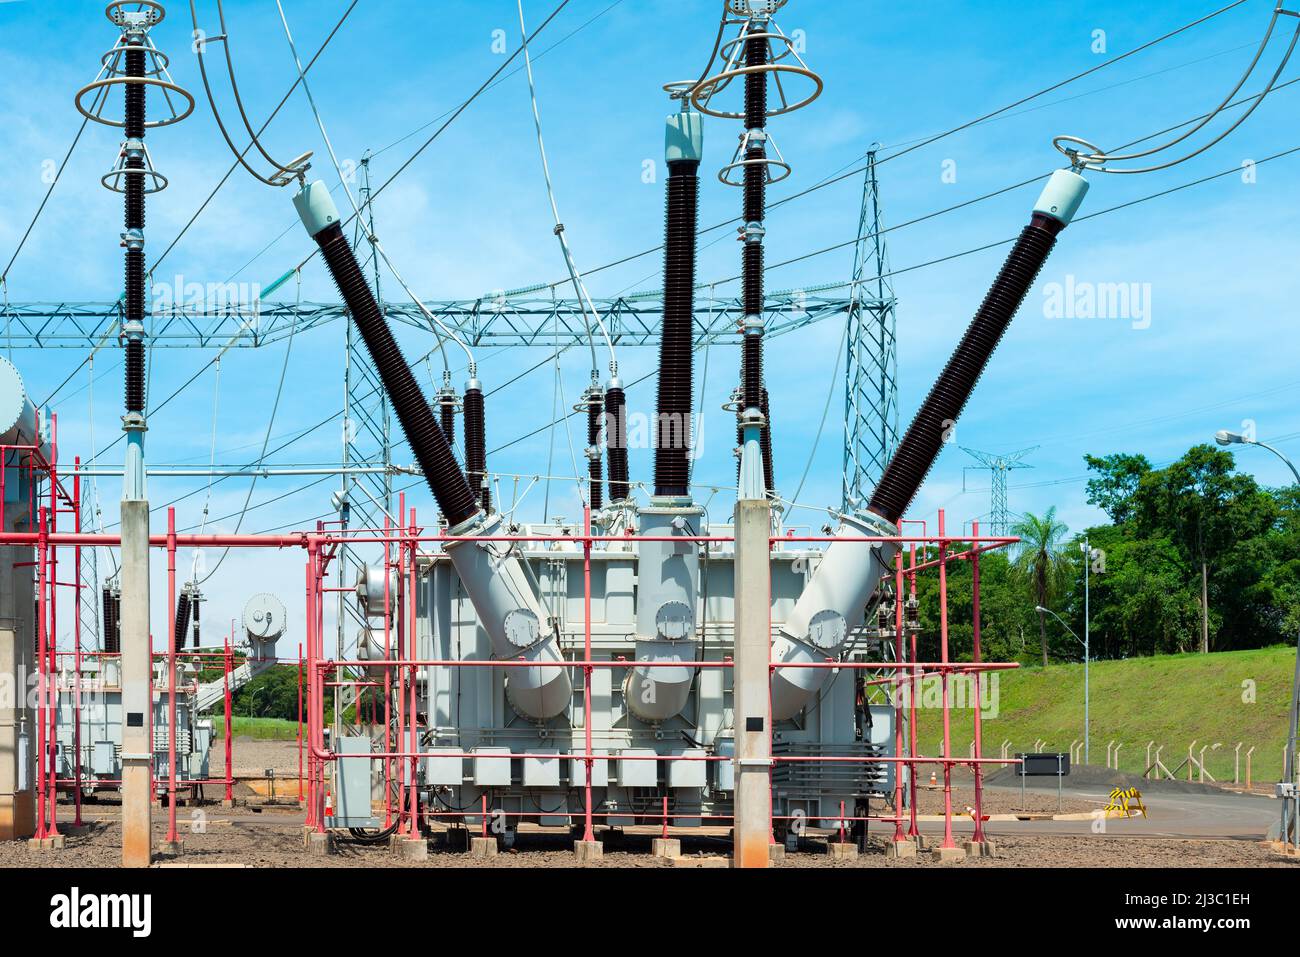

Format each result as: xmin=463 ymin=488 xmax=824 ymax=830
xmin=912 ymin=783 xmax=1279 ymax=841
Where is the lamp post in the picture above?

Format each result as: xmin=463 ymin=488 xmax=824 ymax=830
xmin=1080 ymin=536 xmax=1090 ymax=765
xmin=1216 ymin=428 xmax=1300 ymax=845
xmin=1036 ymin=604 xmax=1088 ymax=766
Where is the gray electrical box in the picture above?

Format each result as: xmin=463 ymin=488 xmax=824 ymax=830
xmin=334 ymin=736 xmax=377 ymax=828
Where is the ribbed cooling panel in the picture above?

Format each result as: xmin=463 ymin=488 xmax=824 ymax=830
xmin=868 ymin=215 xmax=1064 ymax=523
xmin=314 ymin=223 xmax=479 ymax=527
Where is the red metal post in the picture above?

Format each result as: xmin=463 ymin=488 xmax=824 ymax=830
xmin=970 ymin=520 xmax=987 ymax=845
xmin=34 ymin=506 xmax=47 ymax=840
xmin=165 ymin=508 xmax=178 ymax=843
xmin=224 ymin=630 xmax=233 ymax=803
xmin=72 ymin=458 xmax=83 ymax=826
xmin=297 ymin=640 xmax=303 ymax=805
xmin=937 ymin=510 xmax=956 ymax=850
xmin=46 ymin=433 xmax=59 ymax=837
xmin=407 ymin=505 xmax=419 ymax=839
xmin=907 ymin=545 xmax=919 ymax=840
xmin=582 ymin=505 xmax=594 ymax=843
xmin=892 ymin=550 xmax=905 ymax=843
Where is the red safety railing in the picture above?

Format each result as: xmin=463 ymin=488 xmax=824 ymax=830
xmin=14 ymin=445 xmax=1019 ymax=853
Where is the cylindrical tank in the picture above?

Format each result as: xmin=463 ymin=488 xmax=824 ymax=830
xmin=355 ymin=564 xmax=399 ymax=619
xmin=771 ymin=512 xmax=899 ymax=720
xmin=242 ymin=593 xmax=287 ymax=659
xmin=0 ymin=356 xmax=44 ymax=449
xmin=624 ymin=506 xmax=701 ymax=722
xmin=444 ymin=512 xmax=571 ymax=721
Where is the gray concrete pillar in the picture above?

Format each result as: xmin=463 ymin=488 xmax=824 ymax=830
xmin=732 ymin=498 xmax=772 ymax=868
xmin=119 ymin=499 xmax=152 ymax=867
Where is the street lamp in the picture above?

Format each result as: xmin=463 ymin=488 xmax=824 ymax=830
xmin=1216 ymin=430 xmax=1300 ymax=484
xmin=1215 ymin=428 xmax=1300 ymax=845
xmin=1036 ymin=604 xmax=1089 ymax=766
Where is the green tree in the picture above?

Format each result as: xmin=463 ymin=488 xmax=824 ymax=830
xmin=1010 ymin=508 xmax=1074 ymax=666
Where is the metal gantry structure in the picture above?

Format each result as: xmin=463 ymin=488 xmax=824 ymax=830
xmin=4 ymin=161 xmax=899 ymax=663
xmin=843 ymin=150 xmax=899 ymax=516
xmin=961 ymin=446 xmax=1037 ymax=536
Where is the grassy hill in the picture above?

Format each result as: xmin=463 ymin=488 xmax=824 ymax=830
xmin=911 ymin=645 xmax=1297 ymax=782
xmin=212 ymin=716 xmax=299 ymax=741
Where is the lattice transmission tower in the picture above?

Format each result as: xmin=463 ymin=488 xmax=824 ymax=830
xmin=961 ymin=446 xmax=1037 ymax=536
xmin=842 ymin=150 xmax=899 ymax=514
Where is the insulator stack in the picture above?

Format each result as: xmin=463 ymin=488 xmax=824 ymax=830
xmin=173 ymin=590 xmax=192 ymax=653
xmin=740 ymin=33 xmax=769 ymax=417
xmin=102 ymin=586 xmax=121 ymax=654
xmin=191 ymin=592 xmax=201 ymax=649
xmin=868 ymin=215 xmax=1065 ymax=524
xmin=606 ymin=385 xmax=630 ymax=502
xmin=463 ymin=385 xmax=490 ymax=513
xmin=585 ymin=390 xmax=605 ymax=511
xmin=311 ymin=221 xmax=479 ymax=527
xmin=654 ymin=155 xmax=701 ymax=498
xmin=759 ymin=386 xmax=775 ymax=495
xmin=122 ymin=46 xmax=147 ymax=416
xmin=438 ymin=395 xmax=456 ymax=451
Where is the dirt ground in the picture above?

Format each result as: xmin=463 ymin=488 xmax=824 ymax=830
xmin=5 ymin=806 xmax=1297 ymax=869
xmin=11 ymin=741 xmax=1290 ymax=869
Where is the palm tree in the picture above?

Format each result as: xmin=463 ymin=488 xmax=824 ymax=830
xmin=1010 ymin=508 xmax=1072 ymax=667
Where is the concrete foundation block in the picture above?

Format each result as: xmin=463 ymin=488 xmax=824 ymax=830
xmin=469 ymin=837 xmax=498 ymax=859
xmin=932 ymin=845 xmax=966 ymax=863
xmin=827 ymin=842 xmax=859 ymax=861
xmin=27 ymin=835 xmax=66 ymax=852
xmin=651 ymin=838 xmax=681 ymax=859
xmin=220 ymin=799 xmax=238 ymax=809
xmin=885 ymin=840 xmax=917 ymax=859
xmin=964 ymin=840 xmax=996 ymax=858
xmin=306 ymin=831 xmax=335 ymax=857
xmin=573 ymin=840 xmax=604 ymax=861
xmin=158 ymin=840 xmax=185 ymax=857
xmin=393 ymin=837 xmax=428 ymax=861
xmin=768 ymin=844 xmax=785 ymax=863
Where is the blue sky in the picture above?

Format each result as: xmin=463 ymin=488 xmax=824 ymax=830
xmin=1 ymin=0 xmax=1298 ymax=648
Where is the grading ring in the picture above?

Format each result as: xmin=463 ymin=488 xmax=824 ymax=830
xmin=1052 ymin=135 xmax=1107 ymax=170
xmin=101 ymin=165 xmax=169 ymax=195
xmin=691 ymin=62 xmax=823 ymax=120
xmin=75 ymin=75 xmax=195 ymax=128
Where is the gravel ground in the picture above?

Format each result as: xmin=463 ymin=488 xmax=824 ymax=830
xmin=227 ymin=737 xmax=302 ymax=777
xmin=5 ymin=809 xmax=1296 ymax=869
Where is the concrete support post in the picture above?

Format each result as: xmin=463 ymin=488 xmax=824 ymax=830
xmin=119 ymin=499 xmax=152 ymax=868
xmin=732 ymin=497 xmax=772 ymax=868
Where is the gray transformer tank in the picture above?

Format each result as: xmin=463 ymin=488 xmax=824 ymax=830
xmin=413 ymin=516 xmax=895 ymax=835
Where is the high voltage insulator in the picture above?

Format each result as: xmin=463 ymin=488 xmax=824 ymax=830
xmin=293 ymin=182 xmax=479 ymax=528
xmin=692 ymin=2 xmax=821 ymax=500
xmin=463 ymin=379 xmax=490 ymax=513
xmin=654 ymin=94 xmax=704 ymax=500
xmin=868 ymin=170 xmax=1090 ymax=524
xmin=436 ymin=373 xmax=459 ymax=455
xmin=173 ymin=587 xmax=193 ymax=654
xmin=75 ymin=2 xmax=193 ymax=501
xmin=605 ymin=382 xmax=629 ymax=503
xmin=582 ymin=385 xmax=605 ymax=511
xmin=102 ymin=583 xmax=121 ymax=655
